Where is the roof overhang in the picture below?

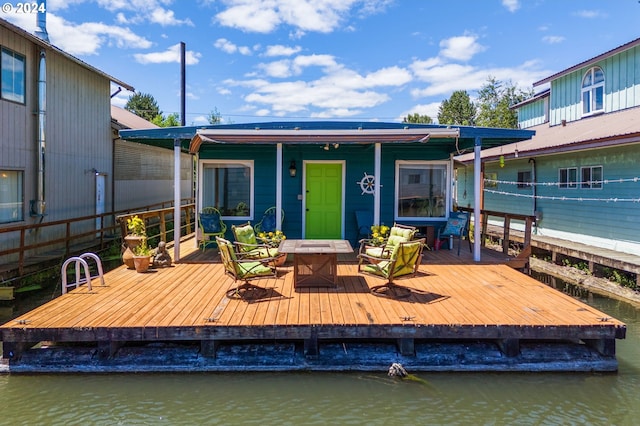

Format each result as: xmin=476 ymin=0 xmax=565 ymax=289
xmin=190 ymin=128 xmax=458 ymax=153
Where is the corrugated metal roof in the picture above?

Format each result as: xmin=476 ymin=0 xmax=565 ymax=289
xmin=456 ymin=106 xmax=640 ymax=163
xmin=0 ymin=17 xmax=134 ymax=91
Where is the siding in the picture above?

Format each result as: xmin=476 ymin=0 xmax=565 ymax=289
xmin=517 ymin=98 xmax=548 ymax=129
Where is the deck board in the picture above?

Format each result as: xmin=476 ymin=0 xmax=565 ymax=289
xmin=0 ymin=242 xmax=626 ymax=372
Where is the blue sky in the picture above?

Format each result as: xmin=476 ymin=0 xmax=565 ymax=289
xmin=4 ymin=0 xmax=640 ymax=125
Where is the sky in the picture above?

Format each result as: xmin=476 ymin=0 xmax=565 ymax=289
xmin=3 ymin=0 xmax=640 ymax=126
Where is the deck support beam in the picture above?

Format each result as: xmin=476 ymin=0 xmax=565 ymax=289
xmin=304 ymin=331 xmax=319 ymax=358
xmin=497 ymin=338 xmax=520 ymax=357
xmin=397 ymin=338 xmax=415 ymax=356
xmin=584 ymin=338 xmax=616 ymax=356
xmin=201 ymin=340 xmax=219 ymax=357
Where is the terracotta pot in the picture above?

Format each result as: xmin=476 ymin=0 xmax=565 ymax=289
xmin=133 ymin=255 xmax=152 ymax=273
xmin=273 ymin=253 xmax=287 ymax=267
xmin=123 ymin=236 xmax=144 ymax=269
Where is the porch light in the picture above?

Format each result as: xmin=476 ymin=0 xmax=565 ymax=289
xmin=289 ymin=160 xmax=297 ymax=177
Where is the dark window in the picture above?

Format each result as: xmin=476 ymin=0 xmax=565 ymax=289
xmin=581 ymin=166 xmax=603 ymax=189
xmin=559 ymin=167 xmax=577 ymax=189
xmin=517 ymin=171 xmax=532 ymax=189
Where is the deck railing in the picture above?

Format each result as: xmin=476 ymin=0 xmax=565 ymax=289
xmin=458 ymin=207 xmax=536 ymax=255
xmin=0 ymin=199 xmax=194 ymax=277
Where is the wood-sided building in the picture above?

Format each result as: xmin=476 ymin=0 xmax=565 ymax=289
xmin=0 ymin=17 xmax=133 ymax=261
xmin=456 ymin=37 xmax=640 ymax=256
xmin=120 ymin=122 xmax=534 ymax=262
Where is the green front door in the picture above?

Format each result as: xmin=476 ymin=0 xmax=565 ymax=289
xmin=305 ymin=162 xmax=343 ymax=239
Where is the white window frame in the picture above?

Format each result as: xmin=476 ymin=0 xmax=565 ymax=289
xmin=581 ymin=66 xmax=604 ymax=117
xmin=0 ymin=169 xmax=24 ymax=224
xmin=394 ymin=160 xmax=450 ymax=221
xmin=559 ymin=167 xmax=577 ymax=189
xmin=1 ymin=47 xmax=26 ymax=104
xmin=581 ymin=165 xmax=603 ymax=190
xmin=198 ymin=159 xmax=254 ymax=220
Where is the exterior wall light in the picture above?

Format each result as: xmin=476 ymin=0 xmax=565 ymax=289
xmin=289 ymin=160 xmax=297 ymax=177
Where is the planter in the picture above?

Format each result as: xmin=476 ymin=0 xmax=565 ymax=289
xmin=133 ymin=255 xmax=152 ymax=273
xmin=273 ymin=253 xmax=287 ymax=267
xmin=123 ymin=235 xmax=144 ymax=269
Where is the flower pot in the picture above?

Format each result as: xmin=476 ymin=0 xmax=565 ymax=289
xmin=133 ymin=255 xmax=152 ymax=273
xmin=273 ymin=253 xmax=287 ymax=267
xmin=123 ymin=235 xmax=144 ymax=269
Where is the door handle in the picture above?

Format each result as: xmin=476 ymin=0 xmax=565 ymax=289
xmin=306 ymin=208 xmax=309 ymax=212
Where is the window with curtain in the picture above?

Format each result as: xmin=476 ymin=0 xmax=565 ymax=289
xmin=395 ymin=161 xmax=448 ymax=219
xmin=201 ymin=161 xmax=253 ymax=218
xmin=581 ymin=66 xmax=604 ymax=116
xmin=0 ymin=170 xmax=24 ymax=223
xmin=1 ymin=47 xmax=26 ymax=103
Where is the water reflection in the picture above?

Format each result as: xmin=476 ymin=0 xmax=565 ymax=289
xmin=0 ymin=276 xmax=639 ymax=424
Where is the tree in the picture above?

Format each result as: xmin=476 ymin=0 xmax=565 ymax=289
xmin=125 ymin=91 xmax=161 ymax=122
xmin=475 ymin=76 xmax=533 ymax=128
xmin=402 ymin=113 xmax=433 ymax=124
xmin=437 ymin=90 xmax=476 ymax=126
xmin=207 ymin=108 xmax=222 ymax=125
xmin=152 ymin=112 xmax=181 ymax=127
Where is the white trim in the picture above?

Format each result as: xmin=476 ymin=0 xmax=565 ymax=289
xmin=301 ymin=160 xmax=346 ymax=239
xmin=581 ymin=66 xmax=605 ymax=117
xmin=276 ymin=144 xmax=283 ymax=230
xmin=393 ymin=160 xmax=451 ymax=222
xmin=197 ymin=159 xmax=255 ymax=221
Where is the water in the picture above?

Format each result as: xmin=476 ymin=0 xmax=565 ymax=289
xmin=1 ymin=284 xmax=639 ymax=425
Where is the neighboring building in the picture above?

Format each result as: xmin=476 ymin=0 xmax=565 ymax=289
xmin=110 ymin=105 xmax=193 ymax=212
xmin=456 ymin=37 xmax=640 ymax=255
xmin=120 ymin=122 xmax=533 ymax=261
xmin=0 ymin=17 xmax=133 ymax=259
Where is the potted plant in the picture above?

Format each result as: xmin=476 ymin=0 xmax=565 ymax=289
xmin=122 ymin=215 xmax=147 ymax=269
xmin=235 ymin=202 xmax=249 ymax=216
xmin=132 ymin=239 xmax=153 ymax=273
xmin=369 ymin=225 xmax=390 ymax=247
xmin=257 ymin=230 xmax=287 ymax=266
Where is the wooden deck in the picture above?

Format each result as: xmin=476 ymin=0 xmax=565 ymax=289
xmin=0 ymin=240 xmax=626 ymax=373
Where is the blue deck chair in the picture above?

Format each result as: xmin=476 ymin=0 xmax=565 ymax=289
xmin=255 ymin=207 xmax=284 ymax=234
xmin=437 ymin=211 xmax=472 ymax=255
xmin=199 ymin=207 xmax=227 ymax=251
xmin=355 ymin=210 xmax=374 ymax=241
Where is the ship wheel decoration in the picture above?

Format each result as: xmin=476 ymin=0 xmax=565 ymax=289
xmin=357 ymin=172 xmax=381 ymax=195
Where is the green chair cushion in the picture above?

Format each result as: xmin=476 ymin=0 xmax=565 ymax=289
xmin=244 ymin=247 xmax=278 ymax=259
xmin=387 ymin=234 xmax=408 ymax=247
xmin=389 ymin=226 xmax=414 ymax=240
xmin=238 ymin=261 xmax=273 ymax=278
xmin=234 ymin=224 xmax=258 ymax=247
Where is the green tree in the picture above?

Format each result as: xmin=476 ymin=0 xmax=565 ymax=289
xmin=402 ymin=113 xmax=433 ymax=124
xmin=475 ymin=76 xmax=533 ymax=128
xmin=207 ymin=108 xmax=222 ymax=125
xmin=437 ymin=90 xmax=476 ymax=125
xmin=125 ymin=91 xmax=161 ymax=122
xmin=151 ymin=112 xmax=181 ymax=127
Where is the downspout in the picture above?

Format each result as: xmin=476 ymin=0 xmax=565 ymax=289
xmin=33 ymin=1 xmax=48 ymax=217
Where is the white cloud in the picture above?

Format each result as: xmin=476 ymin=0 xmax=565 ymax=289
xmin=397 ymin=102 xmax=441 ymax=123
xmin=574 ymin=10 xmax=607 ymax=19
xmin=264 ymin=44 xmax=303 ymax=57
xmin=134 ymin=43 xmax=202 ymax=64
xmin=502 ymin=0 xmax=520 ymax=13
xmin=94 ymin=0 xmax=193 ymax=26
xmin=214 ymin=0 xmax=389 ymax=34
xmin=542 ymin=35 xmax=565 ymax=44
xmin=439 ymin=35 xmax=486 ymax=61
xmin=214 ymin=38 xmax=252 ymax=55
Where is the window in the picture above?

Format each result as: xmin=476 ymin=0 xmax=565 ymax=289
xmin=1 ymin=47 xmax=26 ymax=103
xmin=0 ymin=170 xmax=24 ymax=224
xmin=559 ymin=167 xmax=577 ymax=189
xmin=581 ymin=66 xmax=604 ymax=116
xmin=581 ymin=166 xmax=603 ymax=189
xmin=201 ymin=161 xmax=253 ymax=219
xmin=517 ymin=171 xmax=532 ymax=189
xmin=395 ymin=161 xmax=448 ymax=219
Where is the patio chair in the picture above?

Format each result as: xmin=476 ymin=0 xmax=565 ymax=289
xmin=231 ymin=221 xmax=279 ymax=260
xmin=437 ymin=212 xmax=471 ymax=255
xmin=216 ymin=237 xmax=277 ymax=300
xmin=360 ymin=223 xmax=418 ymax=259
xmin=358 ymin=238 xmax=426 ymax=299
xmin=254 ymin=207 xmax=284 ymax=234
xmin=355 ymin=210 xmax=373 ymax=241
xmin=199 ymin=207 xmax=227 ymax=252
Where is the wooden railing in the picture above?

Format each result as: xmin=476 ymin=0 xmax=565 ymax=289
xmin=0 ymin=199 xmax=194 ymax=277
xmin=115 ymin=205 xmax=196 ymax=246
xmin=458 ymin=207 xmax=536 ymax=255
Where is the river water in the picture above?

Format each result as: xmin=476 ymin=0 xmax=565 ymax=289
xmin=0 ymin=283 xmax=638 ymax=425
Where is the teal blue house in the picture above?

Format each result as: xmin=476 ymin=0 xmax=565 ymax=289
xmin=120 ymin=122 xmax=533 ymax=261
xmin=456 ymin=37 xmax=640 ymax=255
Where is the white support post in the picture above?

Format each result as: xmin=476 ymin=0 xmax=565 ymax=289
xmin=374 ymin=142 xmax=381 ymax=225
xmin=173 ymin=138 xmax=181 ymax=262
xmin=276 ymin=143 xmax=283 ymax=230
xmin=473 ymin=136 xmax=482 ymax=262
